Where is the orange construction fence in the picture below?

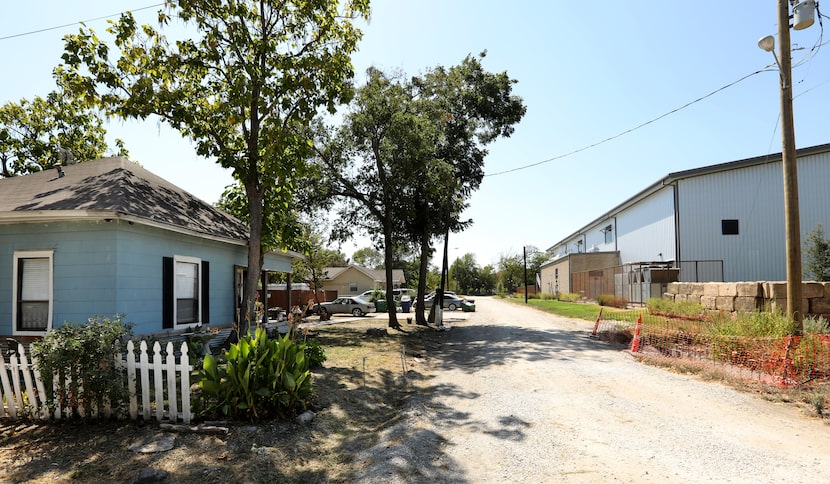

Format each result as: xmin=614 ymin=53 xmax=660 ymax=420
xmin=591 ymin=310 xmax=830 ymax=387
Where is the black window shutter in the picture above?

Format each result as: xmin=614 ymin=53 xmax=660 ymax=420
xmin=201 ymin=260 xmax=210 ymax=324
xmin=162 ymin=257 xmax=174 ymax=329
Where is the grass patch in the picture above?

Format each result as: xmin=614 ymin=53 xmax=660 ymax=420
xmin=504 ymin=296 xmax=638 ymax=322
xmin=646 ymin=297 xmax=705 ymax=318
xmin=514 ymin=297 xmax=604 ymax=321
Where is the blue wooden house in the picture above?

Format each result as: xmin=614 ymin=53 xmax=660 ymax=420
xmin=0 ymin=157 xmax=296 ymax=337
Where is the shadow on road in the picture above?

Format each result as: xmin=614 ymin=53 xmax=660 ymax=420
xmin=430 ymin=322 xmax=624 ymax=374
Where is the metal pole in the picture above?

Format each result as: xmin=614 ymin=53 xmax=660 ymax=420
xmin=523 ymin=246 xmax=528 ymax=304
xmin=777 ymin=0 xmax=803 ymax=332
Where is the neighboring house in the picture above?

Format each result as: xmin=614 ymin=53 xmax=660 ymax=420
xmin=0 ymin=157 xmax=297 ymax=338
xmin=322 ymin=264 xmax=405 ymax=297
xmin=542 ymin=143 xmax=830 ymax=299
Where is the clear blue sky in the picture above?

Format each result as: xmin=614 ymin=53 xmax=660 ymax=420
xmin=3 ymin=1 xmax=830 ymax=269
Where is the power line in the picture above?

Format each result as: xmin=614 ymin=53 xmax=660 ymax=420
xmin=485 ymin=68 xmax=771 ymax=178
xmin=0 ymin=3 xmax=165 ymax=41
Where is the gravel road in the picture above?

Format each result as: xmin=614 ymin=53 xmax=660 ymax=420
xmin=353 ymin=297 xmax=830 ymax=483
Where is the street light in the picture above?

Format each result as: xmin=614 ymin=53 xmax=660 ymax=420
xmin=758 ymin=0 xmax=816 ymax=333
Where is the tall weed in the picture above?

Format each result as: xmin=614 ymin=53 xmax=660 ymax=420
xmin=647 ymin=298 xmax=704 ymax=318
xmin=708 ymin=310 xmax=795 ymax=338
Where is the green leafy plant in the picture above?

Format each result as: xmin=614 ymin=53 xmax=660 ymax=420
xmin=31 ymin=315 xmax=133 ymax=418
xmin=303 ymin=339 xmax=327 ymax=368
xmin=196 ymin=326 xmax=315 ymax=420
xmin=555 ymin=292 xmax=581 ymax=302
xmin=369 ymin=289 xmax=384 ymax=303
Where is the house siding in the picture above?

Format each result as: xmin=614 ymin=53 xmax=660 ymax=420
xmin=1 ymin=219 xmax=294 ymax=335
xmin=1 ymin=221 xmax=118 ymax=334
xmin=326 ymin=268 xmax=375 ymax=296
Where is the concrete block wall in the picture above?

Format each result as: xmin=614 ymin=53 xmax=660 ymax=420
xmin=665 ymin=281 xmax=830 ymax=318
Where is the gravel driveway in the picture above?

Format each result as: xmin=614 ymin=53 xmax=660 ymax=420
xmin=354 ymin=297 xmax=830 ymax=483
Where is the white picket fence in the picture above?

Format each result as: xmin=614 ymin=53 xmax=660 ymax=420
xmin=0 ymin=340 xmax=193 ymax=424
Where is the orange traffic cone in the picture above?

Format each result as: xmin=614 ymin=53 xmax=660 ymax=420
xmin=630 ymin=315 xmax=643 ymax=353
xmin=591 ymin=308 xmax=603 ymax=337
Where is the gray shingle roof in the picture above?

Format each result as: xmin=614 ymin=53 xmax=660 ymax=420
xmin=0 ymin=157 xmax=248 ymax=241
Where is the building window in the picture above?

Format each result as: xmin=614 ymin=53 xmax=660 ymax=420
xmin=349 ymin=282 xmax=358 ymax=293
xmin=13 ymin=250 xmax=53 ymax=334
xmin=175 ymin=256 xmax=201 ymax=324
xmin=722 ymin=219 xmax=739 ymax=235
xmin=164 ymin=255 xmax=209 ymax=328
xmin=603 ymin=225 xmax=613 ymax=244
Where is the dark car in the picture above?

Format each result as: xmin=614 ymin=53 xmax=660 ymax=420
xmin=316 ymin=296 xmax=376 ymax=317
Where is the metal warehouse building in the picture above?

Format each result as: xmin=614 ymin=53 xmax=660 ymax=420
xmin=541 ymin=143 xmax=830 ymax=302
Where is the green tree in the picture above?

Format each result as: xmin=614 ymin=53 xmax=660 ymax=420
xmin=315 ymin=68 xmax=436 ymax=329
xmin=408 ymin=53 xmax=526 ymax=322
xmin=288 ymin=225 xmax=348 ymax=306
xmin=352 ymin=247 xmax=383 ymax=269
xmin=804 ymin=224 xmax=830 ymax=281
xmin=474 ymin=264 xmax=498 ymax=295
xmin=58 ymin=0 xmax=368 ymax=334
xmin=0 ymin=88 xmax=126 ymax=177
xmin=524 ymin=245 xmax=550 ymax=285
xmin=451 ymin=253 xmax=478 ymax=294
xmin=316 ymin=55 xmax=524 ymax=326
xmin=497 ymin=252 xmax=525 ymax=294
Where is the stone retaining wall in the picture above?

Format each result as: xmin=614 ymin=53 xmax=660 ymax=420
xmin=665 ymin=281 xmax=830 ymax=318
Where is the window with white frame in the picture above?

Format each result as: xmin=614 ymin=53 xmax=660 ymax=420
xmin=175 ymin=255 xmax=201 ymax=325
xmin=13 ymin=250 xmax=53 ymax=334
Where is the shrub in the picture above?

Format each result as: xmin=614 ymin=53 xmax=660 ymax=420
xmin=596 ymin=294 xmax=628 ymax=309
xmin=804 ymin=315 xmax=830 ymax=334
xmin=556 ymin=292 xmax=581 ymax=302
xmin=303 ymin=339 xmax=327 ymax=368
xmin=646 ymin=298 xmax=704 ymax=318
xmin=31 ymin=315 xmax=133 ymax=418
xmin=196 ymin=326 xmax=315 ymax=420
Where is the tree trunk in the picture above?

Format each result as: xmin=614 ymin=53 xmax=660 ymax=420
xmin=415 ymin=227 xmax=431 ymax=326
xmin=384 ymin=214 xmax=400 ymax=329
xmin=240 ymin=180 xmax=265 ymax=338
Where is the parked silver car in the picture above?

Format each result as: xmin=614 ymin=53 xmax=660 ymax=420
xmin=316 ymin=296 xmax=376 ymax=317
xmin=358 ymin=288 xmax=417 ymax=301
xmin=421 ymin=291 xmax=466 ymax=311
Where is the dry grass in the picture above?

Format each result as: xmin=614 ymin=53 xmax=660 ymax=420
xmin=0 ymin=319 xmax=439 ymax=483
xmin=635 ymin=353 xmax=830 ymax=421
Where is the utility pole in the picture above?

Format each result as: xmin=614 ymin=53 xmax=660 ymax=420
xmin=523 ymin=246 xmax=528 ymax=304
xmin=777 ymin=0 xmax=803 ymax=333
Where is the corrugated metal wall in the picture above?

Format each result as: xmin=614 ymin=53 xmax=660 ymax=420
xmin=677 ymin=150 xmax=830 ymax=282
xmin=678 ymin=161 xmax=782 ymax=281
xmin=616 ymin=187 xmax=677 ymax=264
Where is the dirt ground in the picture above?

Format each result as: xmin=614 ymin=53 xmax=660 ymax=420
xmin=0 ymin=314 xmax=443 ymax=483
xmin=2 ymin=299 xmax=829 ymax=483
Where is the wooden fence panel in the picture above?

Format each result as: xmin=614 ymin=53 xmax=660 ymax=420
xmin=1 ymin=340 xmax=192 ymax=424
xmin=0 ymin=352 xmax=18 ymax=419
